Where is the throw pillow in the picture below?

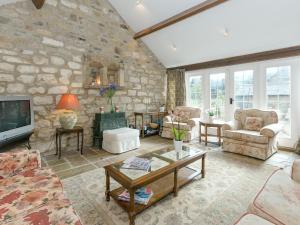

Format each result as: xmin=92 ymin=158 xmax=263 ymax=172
xmin=245 ymin=117 xmax=263 ymax=131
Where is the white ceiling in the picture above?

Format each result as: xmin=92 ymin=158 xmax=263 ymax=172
xmin=109 ymin=0 xmax=300 ymax=68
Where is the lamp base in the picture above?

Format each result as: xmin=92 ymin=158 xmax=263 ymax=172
xmin=59 ymin=111 xmax=78 ymax=129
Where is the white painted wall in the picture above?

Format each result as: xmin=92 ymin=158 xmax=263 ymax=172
xmin=109 ymin=0 xmax=300 ymax=68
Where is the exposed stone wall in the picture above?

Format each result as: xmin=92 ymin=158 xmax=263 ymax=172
xmin=0 ymin=0 xmax=166 ymax=152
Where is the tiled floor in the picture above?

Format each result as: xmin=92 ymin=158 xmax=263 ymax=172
xmin=42 ymin=136 xmax=172 ymax=179
xmin=42 ymin=135 xmax=300 ymax=179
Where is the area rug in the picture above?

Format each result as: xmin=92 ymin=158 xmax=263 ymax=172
xmin=62 ymin=147 xmax=278 ymax=225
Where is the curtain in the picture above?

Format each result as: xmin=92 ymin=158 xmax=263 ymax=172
xmin=166 ymin=69 xmax=186 ymax=111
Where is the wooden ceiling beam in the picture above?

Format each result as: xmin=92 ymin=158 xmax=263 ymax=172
xmin=32 ymin=0 xmax=45 ymax=9
xmin=134 ymin=0 xmax=229 ymax=39
xmin=168 ymin=45 xmax=300 ymax=71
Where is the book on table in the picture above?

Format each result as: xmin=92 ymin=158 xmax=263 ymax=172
xmin=118 ymin=187 xmax=153 ymax=205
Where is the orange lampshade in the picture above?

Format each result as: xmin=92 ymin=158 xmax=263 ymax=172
xmin=56 ymin=94 xmax=80 ymax=110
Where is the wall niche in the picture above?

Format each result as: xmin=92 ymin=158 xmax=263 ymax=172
xmin=83 ymin=55 xmax=125 ymax=89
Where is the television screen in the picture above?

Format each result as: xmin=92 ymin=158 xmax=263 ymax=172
xmin=0 ymin=100 xmax=31 ymax=132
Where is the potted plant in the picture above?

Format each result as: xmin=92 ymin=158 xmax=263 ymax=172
xmin=206 ymin=109 xmax=215 ymax=123
xmin=99 ymin=83 xmax=119 ymax=113
xmin=170 ymin=113 xmax=186 ymax=152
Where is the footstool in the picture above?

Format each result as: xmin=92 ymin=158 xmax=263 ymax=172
xmin=102 ymin=127 xmax=140 ymax=154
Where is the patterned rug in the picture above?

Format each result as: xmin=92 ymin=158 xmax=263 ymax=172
xmin=62 ymin=145 xmax=277 ymax=225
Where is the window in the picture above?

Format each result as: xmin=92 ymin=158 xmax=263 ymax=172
xmin=187 ymin=76 xmax=203 ymax=107
xmin=210 ymin=73 xmax=225 ymax=119
xmin=266 ymin=66 xmax=291 ymax=138
xmin=234 ymin=70 xmax=254 ymax=109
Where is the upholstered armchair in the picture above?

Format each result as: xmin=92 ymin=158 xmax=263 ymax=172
xmin=161 ymin=106 xmax=201 ymax=142
xmin=222 ymin=109 xmax=281 ymax=160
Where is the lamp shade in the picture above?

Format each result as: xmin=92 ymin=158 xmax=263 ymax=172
xmin=56 ymin=94 xmax=80 ymax=110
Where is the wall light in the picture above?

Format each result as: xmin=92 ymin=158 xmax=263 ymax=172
xmin=171 ymin=43 xmax=177 ymax=51
xmin=136 ymin=0 xmax=144 ymax=9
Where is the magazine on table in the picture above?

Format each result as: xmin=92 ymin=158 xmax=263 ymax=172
xmin=121 ymin=157 xmax=151 ymax=171
xmin=118 ymin=187 xmax=153 ymax=205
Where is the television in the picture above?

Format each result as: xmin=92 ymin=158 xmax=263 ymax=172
xmin=0 ymin=96 xmax=34 ymax=148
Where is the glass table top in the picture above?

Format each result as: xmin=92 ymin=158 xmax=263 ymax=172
xmin=112 ymin=145 xmax=205 ymax=180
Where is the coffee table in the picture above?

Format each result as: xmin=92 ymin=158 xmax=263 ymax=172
xmin=104 ymin=146 xmax=206 ymax=225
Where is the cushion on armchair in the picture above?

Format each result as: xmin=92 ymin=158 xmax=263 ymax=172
xmin=245 ymin=117 xmax=263 ymax=131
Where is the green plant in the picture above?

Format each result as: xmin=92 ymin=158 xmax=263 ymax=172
xmin=170 ymin=114 xmax=186 ymax=141
xmin=206 ymin=109 xmax=215 ymax=117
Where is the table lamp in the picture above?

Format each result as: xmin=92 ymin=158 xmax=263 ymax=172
xmin=56 ymin=94 xmax=80 ymax=129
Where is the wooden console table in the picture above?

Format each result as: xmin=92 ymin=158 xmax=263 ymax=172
xmin=55 ymin=126 xmax=84 ymax=159
xmin=199 ymin=120 xmax=224 ymax=146
xmin=134 ymin=112 xmax=167 ymax=138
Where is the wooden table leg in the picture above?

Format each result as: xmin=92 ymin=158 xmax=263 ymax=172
xmin=199 ymin=123 xmax=202 ymax=143
xmin=129 ymin=189 xmax=136 ymax=225
xmin=55 ymin=132 xmax=58 ymax=155
xmin=141 ymin=115 xmax=145 ymax=138
xmin=77 ymin=131 xmax=79 ymax=151
xmin=218 ymin=127 xmax=221 ymax=146
xmin=81 ymin=130 xmax=84 ymax=155
xmin=201 ymin=154 xmax=206 ymax=178
xmin=205 ymin=125 xmax=208 ymax=146
xmin=58 ymin=134 xmax=62 ymax=159
xmin=173 ymin=168 xmax=178 ymax=197
xmin=105 ymin=170 xmax=110 ymax=201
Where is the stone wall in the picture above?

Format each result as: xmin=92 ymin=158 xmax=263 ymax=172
xmin=0 ymin=0 xmax=166 ymax=152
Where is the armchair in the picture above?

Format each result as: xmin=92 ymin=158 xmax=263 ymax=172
xmin=161 ymin=106 xmax=201 ymax=142
xmin=222 ymin=109 xmax=281 ymax=160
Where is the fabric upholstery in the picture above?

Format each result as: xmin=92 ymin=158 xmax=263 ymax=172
xmin=224 ymin=130 xmax=269 ymax=144
xmin=0 ymin=149 xmax=81 ymax=225
xmin=163 ymin=122 xmax=192 ymax=131
xmin=260 ymin=124 xmax=282 ymax=138
xmin=161 ymin=106 xmax=201 ymax=141
xmin=248 ymin=169 xmax=300 ymax=225
xmin=291 ymin=159 xmax=300 ymax=183
xmin=103 ymin=128 xmax=140 ymax=154
xmin=222 ymin=109 xmax=280 ymax=160
xmin=234 ymin=213 xmax=275 ymax=225
xmin=245 ymin=117 xmax=263 ymax=131
xmin=0 ymin=149 xmax=41 ymax=179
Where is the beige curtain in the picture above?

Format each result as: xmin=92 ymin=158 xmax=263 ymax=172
xmin=166 ymin=69 xmax=186 ymax=111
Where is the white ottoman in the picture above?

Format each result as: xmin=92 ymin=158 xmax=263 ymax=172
xmin=102 ymin=127 xmax=140 ymax=154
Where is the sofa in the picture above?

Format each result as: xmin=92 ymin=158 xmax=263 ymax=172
xmin=0 ymin=149 xmax=81 ymax=225
xmin=161 ymin=106 xmax=201 ymax=142
xmin=222 ymin=109 xmax=281 ymax=160
xmin=235 ymin=159 xmax=300 ymax=225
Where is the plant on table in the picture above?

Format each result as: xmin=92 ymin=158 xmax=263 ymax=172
xmin=99 ymin=83 xmax=119 ymax=113
xmin=170 ymin=111 xmax=186 ymax=151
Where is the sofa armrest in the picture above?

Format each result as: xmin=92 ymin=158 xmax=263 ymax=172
xmin=222 ymin=120 xmax=237 ymax=131
xmin=0 ymin=149 xmax=41 ymax=179
xmin=260 ymin=123 xmax=282 ymax=138
xmin=291 ymin=159 xmax=300 ymax=183
xmin=187 ymin=118 xmax=201 ymax=127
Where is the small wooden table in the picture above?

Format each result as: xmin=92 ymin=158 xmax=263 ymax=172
xmin=104 ymin=146 xmax=206 ymax=225
xmin=199 ymin=120 xmax=224 ymax=146
xmin=134 ymin=111 xmax=167 ymax=138
xmin=55 ymin=126 xmax=84 ymax=159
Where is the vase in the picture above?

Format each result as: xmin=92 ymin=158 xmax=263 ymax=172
xmin=173 ymin=139 xmax=183 ymax=153
xmin=208 ymin=116 xmax=214 ymax=123
xmin=109 ymin=98 xmax=114 ymax=113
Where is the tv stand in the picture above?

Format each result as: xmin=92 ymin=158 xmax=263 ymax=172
xmin=0 ymin=131 xmax=34 ymax=152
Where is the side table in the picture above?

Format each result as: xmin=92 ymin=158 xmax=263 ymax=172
xmin=55 ymin=126 xmax=84 ymax=159
xmin=199 ymin=120 xmax=224 ymax=146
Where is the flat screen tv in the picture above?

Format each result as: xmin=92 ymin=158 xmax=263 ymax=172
xmin=0 ymin=96 xmax=34 ymax=148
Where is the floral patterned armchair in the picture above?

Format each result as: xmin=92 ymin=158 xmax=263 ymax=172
xmin=222 ymin=109 xmax=281 ymax=160
xmin=0 ymin=149 xmax=81 ymax=225
xmin=161 ymin=106 xmax=201 ymax=142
